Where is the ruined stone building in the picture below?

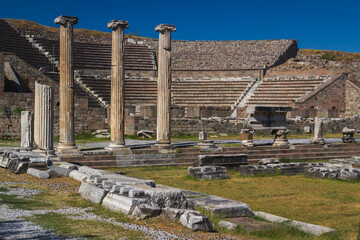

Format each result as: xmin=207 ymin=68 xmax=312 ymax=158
xmin=1 ymin=18 xmax=359 ymax=138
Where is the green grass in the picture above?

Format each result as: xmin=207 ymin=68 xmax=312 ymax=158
xmin=0 ymin=191 xmax=53 ymax=210
xmin=0 ymin=187 xmax=9 ymax=192
xmin=117 ymin=166 xmax=360 ymax=239
xmin=28 ymin=212 xmax=145 ymax=240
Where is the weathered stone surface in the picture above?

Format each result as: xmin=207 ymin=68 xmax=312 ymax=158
xmin=218 ymin=220 xmax=237 ymax=230
xmin=48 ymin=165 xmax=73 ymax=177
xmin=79 ymin=182 xmax=108 ymax=204
xmin=164 ymin=207 xmax=186 ymax=221
xmin=188 ymin=166 xmax=228 ymax=179
xmin=338 ymin=168 xmax=360 ymax=181
xmin=179 ymin=210 xmax=213 ymax=232
xmin=258 ymin=158 xmax=280 ymax=165
xmin=194 ymin=154 xmax=248 ymax=167
xmin=69 ymin=170 xmax=88 ymax=182
xmin=7 ymin=157 xmax=30 ymax=174
xmin=102 ymin=193 xmax=148 ymax=215
xmin=100 ymin=174 xmax=156 ymax=188
xmin=272 ymin=129 xmax=290 ymax=146
xmin=131 ymin=203 xmax=162 ymax=219
xmin=27 ymin=168 xmax=49 ymax=179
xmin=130 ymin=184 xmax=188 ymax=209
xmin=245 ymin=105 xmax=291 ymax=130
xmin=188 ymin=195 xmax=253 ymax=218
xmin=342 ymin=127 xmax=356 ymax=143
xmin=20 ymin=111 xmax=34 ymax=150
xmin=47 ymin=169 xmax=59 ymax=178
xmin=78 ymin=166 xmax=108 ymax=176
xmin=137 ymin=130 xmax=154 ymax=138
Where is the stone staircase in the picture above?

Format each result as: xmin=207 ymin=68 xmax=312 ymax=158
xmin=59 ymin=143 xmax=360 ymax=169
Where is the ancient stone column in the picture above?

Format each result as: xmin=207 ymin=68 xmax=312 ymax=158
xmin=154 ymin=24 xmax=176 ymax=149
xmin=34 ymin=82 xmax=55 ymax=156
xmin=106 ymin=20 xmax=129 ymax=151
xmin=21 ymin=111 xmax=34 ymax=151
xmin=310 ymin=117 xmax=325 ymax=144
xmin=54 ymin=15 xmax=79 ymax=154
xmin=272 ymin=129 xmax=290 ymax=146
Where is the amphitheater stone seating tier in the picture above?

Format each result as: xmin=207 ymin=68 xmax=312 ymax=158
xmin=171 ymin=78 xmax=254 ymax=107
xmin=245 ymin=76 xmax=331 ymax=107
xmin=0 ymin=19 xmax=54 ymax=71
xmin=170 ymin=39 xmax=298 ymax=70
xmin=32 ymin=37 xmax=156 ymax=71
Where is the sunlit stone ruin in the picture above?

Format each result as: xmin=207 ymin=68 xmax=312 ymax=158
xmin=0 ymin=15 xmax=359 ymax=236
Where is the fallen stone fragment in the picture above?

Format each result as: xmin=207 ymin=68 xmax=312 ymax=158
xmin=79 ymin=182 xmax=108 ymax=204
xmin=59 ymin=163 xmax=79 ymax=170
xmin=102 ymin=193 xmax=148 ymax=215
xmin=254 ymin=211 xmax=335 ymax=236
xmin=131 ymin=203 xmax=162 ymax=219
xmin=47 ymin=169 xmax=59 ymax=178
xmin=188 ymin=195 xmax=253 ymax=217
xmin=27 ymin=168 xmax=49 ymax=179
xmin=179 ymin=210 xmax=213 ymax=232
xmin=69 ymin=170 xmax=88 ymax=182
xmin=78 ymin=166 xmax=109 ymax=176
xmin=218 ymin=220 xmax=237 ymax=230
xmin=338 ymin=168 xmax=360 ymax=181
xmin=164 ymin=207 xmax=186 ymax=221
xmin=8 ymin=158 xmax=30 ymax=174
xmin=48 ymin=165 xmax=73 ymax=177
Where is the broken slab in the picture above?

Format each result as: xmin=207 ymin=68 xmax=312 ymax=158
xmin=194 ymin=154 xmax=248 ymax=167
xmin=26 ymin=168 xmax=49 ymax=179
xmin=102 ymin=193 xmax=148 ymax=215
xmin=188 ymin=166 xmax=228 ymax=180
xmin=48 ymin=165 xmax=74 ymax=177
xmin=254 ymin=211 xmax=335 ymax=236
xmin=131 ymin=202 xmax=162 ymax=219
xmin=164 ymin=207 xmax=186 ymax=221
xmin=79 ymin=182 xmax=108 ymax=204
xmin=179 ymin=210 xmax=213 ymax=232
xmin=218 ymin=220 xmax=237 ymax=230
xmin=99 ymin=174 xmax=156 ymax=188
xmin=7 ymin=157 xmax=31 ymax=174
xmin=187 ymin=195 xmax=253 ymax=218
xmin=258 ymin=158 xmax=280 ymax=165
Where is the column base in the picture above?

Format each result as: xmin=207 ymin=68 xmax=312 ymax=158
xmin=198 ymin=140 xmax=217 ymax=148
xmin=273 ymin=139 xmax=289 ymax=146
xmin=105 ymin=143 xmax=132 ymax=155
xmin=57 ymin=143 xmax=81 ymax=155
xmin=242 ymin=140 xmax=254 ymax=147
xmin=153 ymin=141 xmax=175 ymax=153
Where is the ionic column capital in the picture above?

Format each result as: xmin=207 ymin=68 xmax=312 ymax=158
xmin=107 ymin=20 xmax=129 ymax=30
xmin=155 ymin=24 xmax=176 ymax=33
xmin=54 ymin=15 xmax=78 ymax=27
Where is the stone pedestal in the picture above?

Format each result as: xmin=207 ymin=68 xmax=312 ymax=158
xmin=21 ymin=111 xmax=34 ymax=151
xmin=54 ymin=15 xmax=79 ymax=154
xmin=342 ymin=127 xmax=356 ymax=143
xmin=106 ymin=20 xmax=129 ymax=152
xmin=310 ymin=117 xmax=325 ymax=145
xmin=272 ymin=129 xmax=290 ymax=146
xmin=34 ymin=82 xmax=55 ymax=156
xmin=154 ymin=24 xmax=176 ymax=150
xmin=197 ymin=131 xmax=216 ymax=148
xmin=240 ymin=129 xmax=254 ymax=147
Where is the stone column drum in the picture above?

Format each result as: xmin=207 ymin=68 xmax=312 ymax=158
xmin=21 ymin=111 xmax=34 ymax=151
xmin=34 ymin=82 xmax=55 ymax=156
xmin=154 ymin=24 xmax=176 ymax=149
xmin=106 ymin=20 xmax=129 ymax=151
xmin=54 ymin=15 xmax=79 ymax=154
xmin=272 ymin=129 xmax=290 ymax=146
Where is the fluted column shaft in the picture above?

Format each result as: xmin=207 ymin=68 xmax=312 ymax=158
xmin=107 ymin=20 xmax=128 ymax=149
xmin=54 ymin=15 xmax=78 ymax=153
xmin=155 ymin=24 xmax=176 ymax=148
xmin=34 ymin=82 xmax=55 ymax=156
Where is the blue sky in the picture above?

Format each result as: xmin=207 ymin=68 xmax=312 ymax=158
xmin=1 ymin=0 xmax=360 ymax=52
